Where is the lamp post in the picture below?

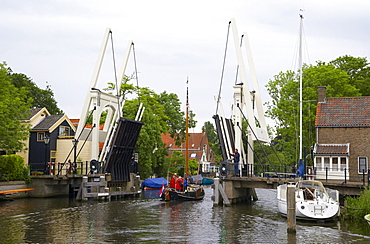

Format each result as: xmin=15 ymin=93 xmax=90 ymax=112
xmin=44 ymin=135 xmax=50 ymax=174
xmin=72 ymin=139 xmax=79 ymax=174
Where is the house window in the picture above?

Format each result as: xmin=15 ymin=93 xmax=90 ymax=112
xmin=332 ymin=158 xmax=338 ymax=171
xmin=59 ymin=126 xmax=70 ymax=137
xmin=51 ymin=150 xmax=57 ymax=162
xmin=358 ymin=157 xmax=368 ymax=174
xmin=324 ymin=157 xmax=330 ymax=170
xmin=340 ymin=157 xmax=347 ymax=170
xmin=190 ymin=153 xmax=196 ymax=158
xmin=316 ymin=157 xmax=321 ymax=169
xmin=37 ymin=132 xmax=46 ymax=141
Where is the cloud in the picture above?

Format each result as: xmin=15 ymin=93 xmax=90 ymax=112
xmin=1 ymin=0 xmax=370 ymax=132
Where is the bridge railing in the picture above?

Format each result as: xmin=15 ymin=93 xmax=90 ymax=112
xmin=43 ymin=161 xmax=103 ymax=176
xmin=242 ymin=164 xmax=370 ymax=186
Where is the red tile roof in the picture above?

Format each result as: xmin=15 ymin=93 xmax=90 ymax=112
xmin=161 ymin=133 xmax=213 ymax=162
xmin=70 ymin=119 xmax=104 ymax=130
xmin=314 ymin=144 xmax=349 ymax=155
xmin=161 ymin=133 xmax=206 ymax=150
xmin=316 ymin=96 xmax=370 ymax=127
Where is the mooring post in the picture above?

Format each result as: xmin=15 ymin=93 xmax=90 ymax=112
xmin=81 ymin=176 xmax=88 ymax=201
xmin=213 ymin=178 xmax=220 ymax=206
xmin=287 ymin=184 xmax=296 ymax=233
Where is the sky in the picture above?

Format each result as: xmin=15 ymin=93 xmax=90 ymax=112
xmin=1 ymin=0 xmax=370 ymax=132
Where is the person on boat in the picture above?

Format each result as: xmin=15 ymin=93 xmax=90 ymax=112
xmin=175 ymin=177 xmax=183 ymax=191
xmin=169 ymin=175 xmax=176 ymax=188
xmin=229 ymin=149 xmax=240 ymax=176
xmin=188 ymin=174 xmax=194 ymax=184
xmin=183 ymin=177 xmax=188 ymax=190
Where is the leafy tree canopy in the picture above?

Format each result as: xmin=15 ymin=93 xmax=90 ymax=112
xmin=8 ymin=68 xmax=63 ymax=115
xmin=0 ymin=63 xmax=31 ymax=153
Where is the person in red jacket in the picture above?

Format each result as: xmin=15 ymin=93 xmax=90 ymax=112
xmin=175 ymin=177 xmax=183 ymax=191
xmin=170 ymin=175 xmax=176 ymax=188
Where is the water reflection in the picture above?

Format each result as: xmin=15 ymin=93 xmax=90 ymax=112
xmin=0 ymin=186 xmax=369 ymax=243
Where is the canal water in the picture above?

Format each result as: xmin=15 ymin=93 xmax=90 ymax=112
xmin=0 ymin=186 xmax=369 ymax=243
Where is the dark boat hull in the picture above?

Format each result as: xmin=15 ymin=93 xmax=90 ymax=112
xmin=161 ymin=187 xmax=205 ymax=201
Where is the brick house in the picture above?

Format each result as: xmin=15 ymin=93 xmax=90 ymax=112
xmin=313 ymin=86 xmax=370 ymax=182
xmin=161 ymin=132 xmax=215 ymax=173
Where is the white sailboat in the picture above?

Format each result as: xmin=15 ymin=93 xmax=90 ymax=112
xmin=276 ymin=14 xmax=340 ymax=221
xmin=277 ymin=180 xmax=339 ymax=220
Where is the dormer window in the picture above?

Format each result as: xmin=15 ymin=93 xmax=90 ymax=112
xmin=59 ymin=126 xmax=70 ymax=137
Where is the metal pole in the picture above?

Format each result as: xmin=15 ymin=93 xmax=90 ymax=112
xmin=363 ymin=169 xmax=365 ymax=186
xmin=44 ymin=143 xmax=47 ymax=174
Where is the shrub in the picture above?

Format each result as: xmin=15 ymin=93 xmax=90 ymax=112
xmin=346 ymin=188 xmax=370 ymax=219
xmin=0 ymin=154 xmax=31 ymax=183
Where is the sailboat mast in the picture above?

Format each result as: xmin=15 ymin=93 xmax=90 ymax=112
xmin=299 ymin=14 xmax=304 ymax=162
xmin=185 ymin=78 xmax=189 ymax=178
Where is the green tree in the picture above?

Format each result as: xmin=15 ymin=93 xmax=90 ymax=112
xmin=0 ymin=63 xmax=31 ymax=153
xmin=266 ymin=59 xmax=361 ymax=166
xmin=9 ymin=71 xmax=63 ymax=114
xmin=202 ymin=121 xmax=222 ymax=164
xmin=158 ymin=91 xmax=185 ymax=146
xmin=330 ymin=55 xmax=370 ymax=96
xmin=120 ymin=85 xmax=196 ymax=179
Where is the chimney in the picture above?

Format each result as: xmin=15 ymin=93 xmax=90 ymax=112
xmin=318 ymin=86 xmax=326 ymax=103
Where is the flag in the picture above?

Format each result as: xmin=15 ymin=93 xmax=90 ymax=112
xmin=158 ymin=184 xmax=164 ymax=198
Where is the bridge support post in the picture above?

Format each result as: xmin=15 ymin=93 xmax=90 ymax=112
xmin=76 ymin=176 xmax=88 ymax=201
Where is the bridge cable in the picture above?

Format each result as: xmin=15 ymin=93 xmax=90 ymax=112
xmin=236 ymin=123 xmax=269 ymax=175
xmin=132 ymin=43 xmax=140 ymax=105
xmin=237 ymin=105 xmax=279 ymax=175
xmin=57 ymin=108 xmax=96 ymax=176
xmin=233 ymin=34 xmax=244 ymax=85
xmin=64 ymin=124 xmax=96 ymax=176
xmin=109 ymin=31 xmax=122 ymax=118
xmin=215 ymin=21 xmax=231 ymax=115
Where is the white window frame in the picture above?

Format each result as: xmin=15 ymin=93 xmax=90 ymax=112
xmin=314 ymin=155 xmax=348 ymax=180
xmin=358 ymin=156 xmax=368 ymax=174
xmin=314 ymin=156 xmax=348 ymax=172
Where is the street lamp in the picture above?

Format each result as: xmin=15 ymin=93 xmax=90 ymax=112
xmin=44 ymin=135 xmax=50 ymax=174
xmin=72 ymin=138 xmax=79 ymax=174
